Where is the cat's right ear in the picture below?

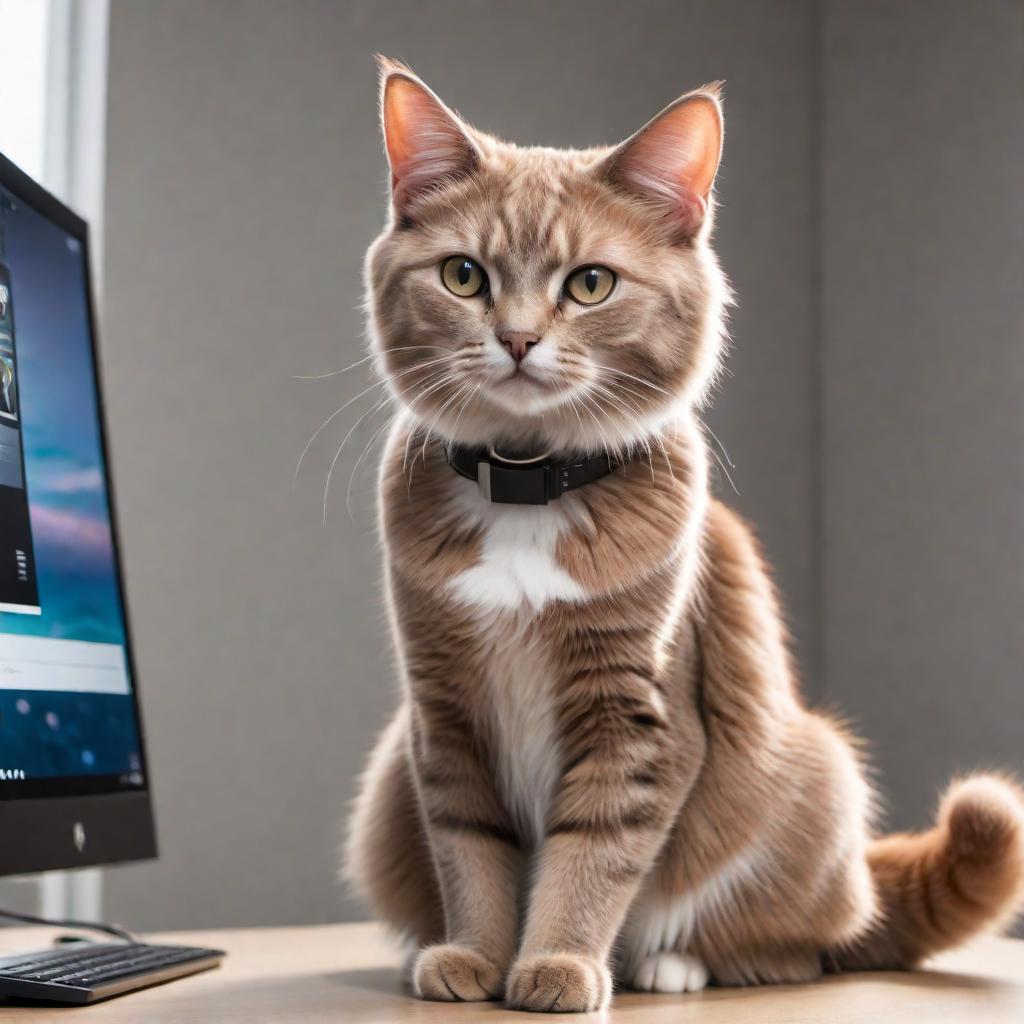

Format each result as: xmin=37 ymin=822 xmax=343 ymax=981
xmin=377 ymin=57 xmax=479 ymax=212
xmin=600 ymin=84 xmax=724 ymax=237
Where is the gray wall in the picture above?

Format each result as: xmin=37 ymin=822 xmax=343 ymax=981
xmin=821 ymin=0 xmax=1024 ymax=829
xmin=101 ymin=0 xmax=818 ymax=928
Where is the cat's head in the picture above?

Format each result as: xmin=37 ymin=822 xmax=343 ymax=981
xmin=365 ymin=58 xmax=730 ymax=454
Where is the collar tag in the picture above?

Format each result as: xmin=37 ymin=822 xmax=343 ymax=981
xmin=477 ymin=449 xmax=551 ymax=505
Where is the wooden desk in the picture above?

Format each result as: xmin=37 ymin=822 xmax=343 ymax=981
xmin=0 ymin=922 xmax=1022 ymax=1022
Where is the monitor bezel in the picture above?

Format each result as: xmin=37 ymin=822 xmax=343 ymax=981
xmin=0 ymin=151 xmax=157 ymax=875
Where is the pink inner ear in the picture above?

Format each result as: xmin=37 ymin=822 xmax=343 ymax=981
xmin=609 ymin=94 xmax=722 ymax=231
xmin=382 ymin=76 xmax=476 ymax=206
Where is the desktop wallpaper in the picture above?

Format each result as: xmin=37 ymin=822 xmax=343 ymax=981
xmin=0 ymin=182 xmax=143 ymax=783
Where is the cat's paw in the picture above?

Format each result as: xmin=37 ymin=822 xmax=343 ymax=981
xmin=412 ymin=944 xmax=504 ymax=1002
xmin=506 ymin=953 xmax=611 ymax=1013
xmin=629 ymin=950 xmax=708 ymax=993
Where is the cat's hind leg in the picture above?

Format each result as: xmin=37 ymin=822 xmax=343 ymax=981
xmin=342 ymin=704 xmax=444 ymax=948
xmin=629 ymin=949 xmax=709 ymax=993
xmin=703 ymin=943 xmax=823 ymax=987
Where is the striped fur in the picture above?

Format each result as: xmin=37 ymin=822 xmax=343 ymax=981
xmin=343 ymin=60 xmax=1024 ymax=1013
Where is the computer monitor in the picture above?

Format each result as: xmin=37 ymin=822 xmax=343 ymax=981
xmin=0 ymin=152 xmax=156 ymax=876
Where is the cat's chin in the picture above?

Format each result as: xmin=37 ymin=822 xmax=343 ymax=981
xmin=482 ymin=375 xmax=580 ymax=417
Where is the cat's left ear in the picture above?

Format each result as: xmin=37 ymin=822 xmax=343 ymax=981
xmin=600 ymin=84 xmax=724 ymax=236
xmin=377 ymin=57 xmax=480 ymax=213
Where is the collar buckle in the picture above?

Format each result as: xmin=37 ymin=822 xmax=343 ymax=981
xmin=477 ymin=446 xmax=552 ymax=505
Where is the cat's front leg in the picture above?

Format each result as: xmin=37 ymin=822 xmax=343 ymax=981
xmin=508 ymin=830 xmax=674 ymax=1013
xmin=408 ymin=690 xmax=523 ymax=1003
xmin=507 ymin=654 xmax=704 ymax=1012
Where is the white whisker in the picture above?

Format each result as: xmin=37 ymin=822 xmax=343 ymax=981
xmin=399 ymin=367 xmax=472 ymax=482
xmin=709 ymin=446 xmax=741 ymax=496
xmin=322 ymin=438 xmax=347 ymax=525
xmin=295 ymin=354 xmax=461 ymax=488
xmin=415 ymin=377 xmax=475 ymax=474
xmin=291 ymin=345 xmax=451 ymax=380
xmin=699 ymin=418 xmax=736 ymax=469
xmin=346 ymin=414 xmax=396 ymax=519
xmin=591 ymin=362 xmax=677 ymax=400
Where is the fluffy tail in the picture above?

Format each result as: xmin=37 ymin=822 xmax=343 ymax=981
xmin=833 ymin=774 xmax=1024 ymax=970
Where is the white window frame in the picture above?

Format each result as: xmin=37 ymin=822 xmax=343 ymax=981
xmin=44 ymin=0 xmax=110 ymax=279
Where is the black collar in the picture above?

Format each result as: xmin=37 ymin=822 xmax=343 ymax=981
xmin=446 ymin=442 xmax=619 ymax=505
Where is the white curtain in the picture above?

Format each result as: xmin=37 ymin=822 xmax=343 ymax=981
xmin=44 ymin=0 xmax=111 ymax=923
xmin=44 ymin=0 xmax=110 ymax=278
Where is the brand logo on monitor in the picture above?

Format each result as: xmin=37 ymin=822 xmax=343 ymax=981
xmin=0 ymin=768 xmax=25 ymax=781
xmin=73 ymin=822 xmax=86 ymax=853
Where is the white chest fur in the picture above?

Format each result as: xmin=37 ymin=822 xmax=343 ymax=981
xmin=448 ymin=482 xmax=586 ymax=613
xmin=444 ymin=480 xmax=572 ymax=841
xmin=481 ymin=623 xmax=561 ymax=846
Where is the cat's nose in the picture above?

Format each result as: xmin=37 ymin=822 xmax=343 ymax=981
xmin=499 ymin=330 xmax=541 ymax=364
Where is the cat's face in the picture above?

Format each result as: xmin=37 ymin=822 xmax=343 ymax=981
xmin=366 ymin=60 xmax=729 ymax=454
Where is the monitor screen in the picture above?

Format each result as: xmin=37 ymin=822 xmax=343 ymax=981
xmin=0 ymin=176 xmax=146 ymax=800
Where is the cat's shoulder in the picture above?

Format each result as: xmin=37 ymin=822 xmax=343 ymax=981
xmin=702 ymin=498 xmax=778 ymax=588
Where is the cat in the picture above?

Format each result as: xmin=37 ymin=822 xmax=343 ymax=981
xmin=343 ymin=58 xmax=1024 ymax=1013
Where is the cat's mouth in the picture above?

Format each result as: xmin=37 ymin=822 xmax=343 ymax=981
xmin=483 ymin=366 xmax=570 ymax=415
xmin=498 ymin=366 xmax=558 ymax=392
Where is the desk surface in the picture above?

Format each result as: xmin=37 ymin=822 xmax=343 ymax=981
xmin=0 ymin=922 xmax=1022 ymax=1022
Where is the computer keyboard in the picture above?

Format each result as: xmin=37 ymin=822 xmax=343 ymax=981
xmin=0 ymin=941 xmax=224 ymax=1004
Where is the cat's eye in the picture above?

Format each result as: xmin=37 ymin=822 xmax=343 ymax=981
xmin=565 ymin=266 xmax=615 ymax=305
xmin=441 ymin=256 xmax=486 ymax=298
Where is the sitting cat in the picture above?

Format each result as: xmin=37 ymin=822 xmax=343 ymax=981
xmin=344 ymin=58 xmax=1024 ymax=1013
